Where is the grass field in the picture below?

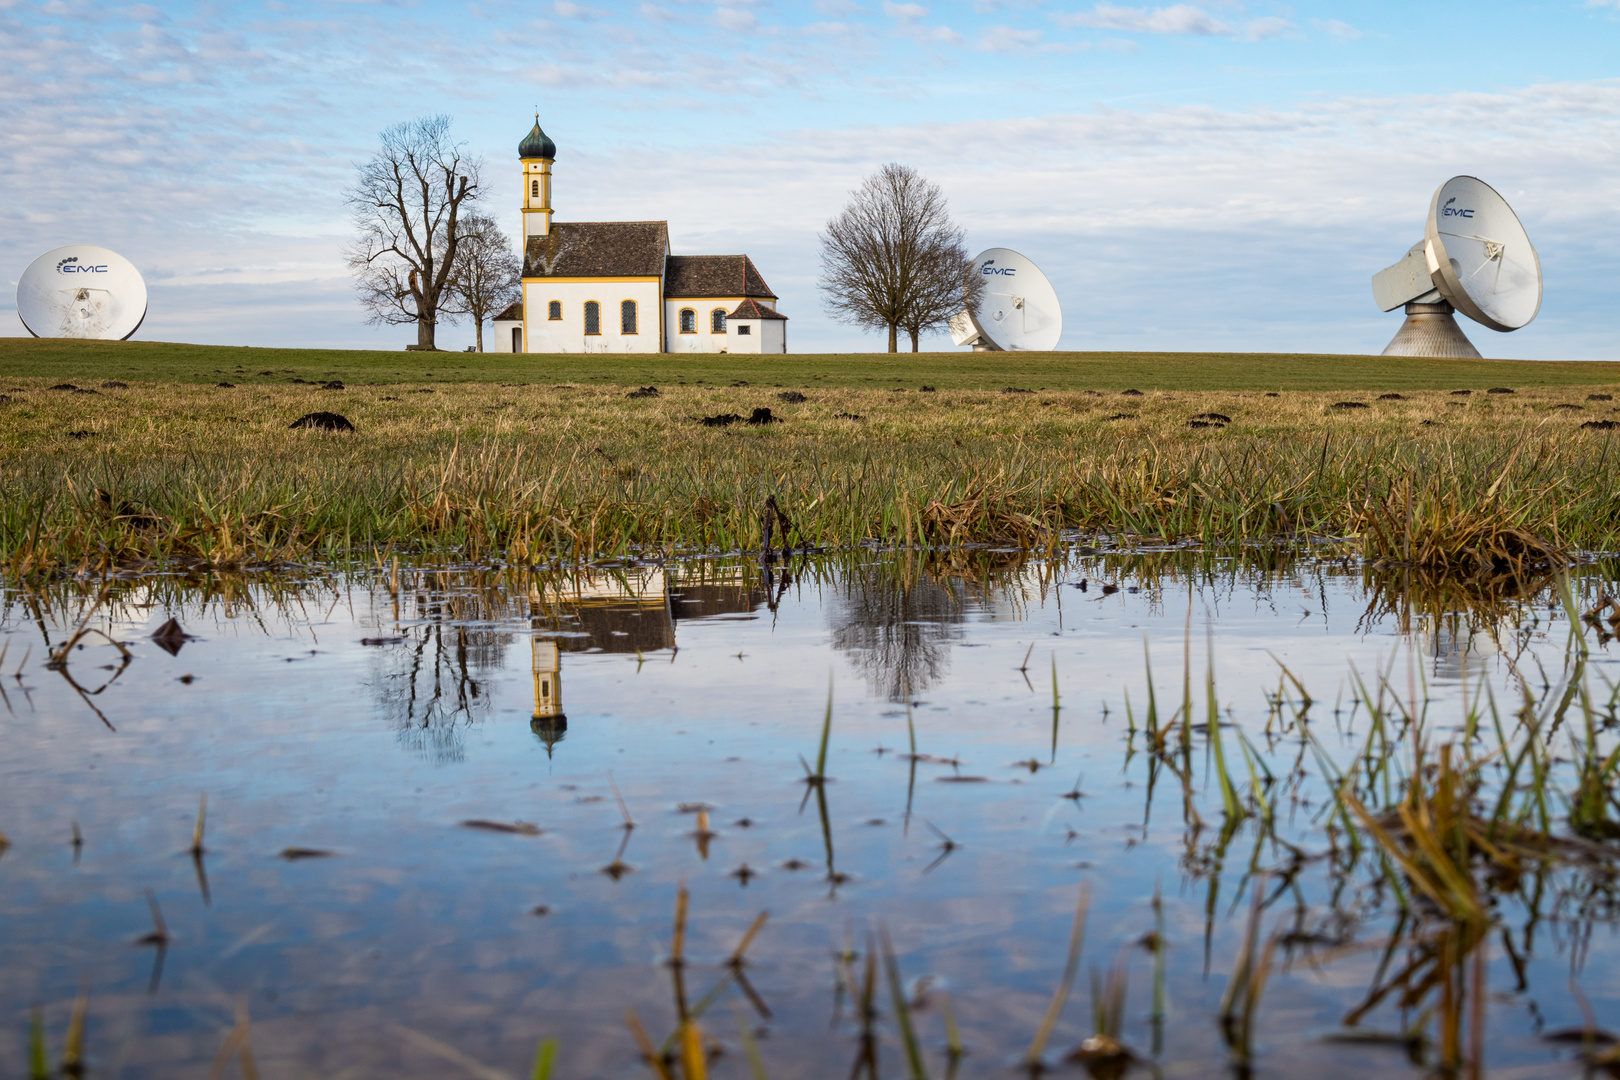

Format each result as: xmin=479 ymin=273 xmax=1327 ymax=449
xmin=3 ymin=353 xmax=1619 ymax=574
xmin=3 ymin=336 xmax=1619 ymax=391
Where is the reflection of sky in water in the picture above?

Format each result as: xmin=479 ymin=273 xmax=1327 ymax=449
xmin=1 ymin=553 xmax=1617 ymax=1078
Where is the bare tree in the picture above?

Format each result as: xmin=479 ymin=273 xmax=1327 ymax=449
xmin=899 ymin=243 xmax=983 ymax=353
xmin=443 ymin=213 xmax=521 ymax=352
xmin=345 ymin=115 xmax=481 ymax=351
xmin=816 ymin=163 xmax=980 ymax=353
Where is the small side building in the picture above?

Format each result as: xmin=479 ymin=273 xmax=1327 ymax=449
xmin=722 ymin=298 xmax=788 ymax=354
xmin=663 ymin=256 xmax=784 ymax=354
xmin=491 ymin=301 xmax=523 ymax=353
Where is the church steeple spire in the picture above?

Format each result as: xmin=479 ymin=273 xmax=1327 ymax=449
xmin=519 ymin=115 xmax=555 ymax=241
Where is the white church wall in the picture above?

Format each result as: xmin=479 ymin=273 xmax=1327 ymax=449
xmin=727 ymin=320 xmax=758 ymax=354
xmin=523 ymin=279 xmax=663 ymax=354
xmin=759 ymin=320 xmax=786 ymax=354
xmin=663 ymin=298 xmax=750 ymax=353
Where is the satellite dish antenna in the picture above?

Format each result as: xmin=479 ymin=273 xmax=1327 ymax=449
xmin=1371 ymin=177 xmax=1540 ymax=358
xmin=15 ymin=245 xmax=148 ymax=341
xmin=949 ymin=248 xmax=1062 ymax=351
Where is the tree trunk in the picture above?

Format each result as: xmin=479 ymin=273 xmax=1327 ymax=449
xmin=909 ymin=329 xmax=919 ymax=352
xmin=888 ymin=323 xmax=897 ymax=353
xmin=417 ymin=316 xmax=435 ymax=350
xmin=475 ymin=316 xmax=484 ymax=353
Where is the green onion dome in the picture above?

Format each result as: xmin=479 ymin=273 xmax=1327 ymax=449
xmin=519 ymin=117 xmax=556 ymax=160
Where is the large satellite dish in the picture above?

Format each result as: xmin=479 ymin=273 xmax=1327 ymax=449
xmin=949 ymin=248 xmax=1062 ymax=351
xmin=16 ymin=245 xmax=148 ymax=341
xmin=1370 ymin=177 xmax=1540 ymax=358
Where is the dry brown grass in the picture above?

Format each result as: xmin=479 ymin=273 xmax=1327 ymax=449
xmin=2 ymin=378 xmax=1618 ymax=574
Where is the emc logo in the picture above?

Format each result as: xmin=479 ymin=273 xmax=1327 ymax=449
xmin=57 ymin=256 xmax=109 ymax=274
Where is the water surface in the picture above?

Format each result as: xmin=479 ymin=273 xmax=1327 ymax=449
xmin=3 ymin=549 xmax=1618 ymax=1078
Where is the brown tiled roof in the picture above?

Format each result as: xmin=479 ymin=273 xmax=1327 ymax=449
xmin=523 ymin=222 xmax=670 ymax=278
xmin=493 ymin=301 xmax=522 ymax=322
xmin=728 ymin=298 xmax=787 ymax=320
xmin=665 ymin=255 xmax=776 ymax=300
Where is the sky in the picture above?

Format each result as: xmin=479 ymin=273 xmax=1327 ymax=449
xmin=2 ymin=0 xmax=1619 ymax=358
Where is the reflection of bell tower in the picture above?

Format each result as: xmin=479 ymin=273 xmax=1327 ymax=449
xmin=531 ymin=636 xmax=567 ymax=755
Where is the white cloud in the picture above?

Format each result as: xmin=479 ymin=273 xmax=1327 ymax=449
xmin=714 ymin=6 xmax=759 ymax=31
xmin=523 ymin=63 xmax=601 ymax=87
xmin=1312 ymin=17 xmax=1362 ymax=40
xmin=878 ymin=2 xmax=962 ymax=44
xmin=1057 ymin=3 xmax=1230 ymax=35
xmin=1054 ymin=5 xmax=1293 ymax=41
xmin=975 ymin=25 xmax=1044 ymax=51
xmin=553 ymin=1 xmax=606 ymax=18
xmin=1242 ymin=16 xmax=1291 ymax=40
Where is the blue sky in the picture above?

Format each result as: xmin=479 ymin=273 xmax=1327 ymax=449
xmin=3 ymin=0 xmax=1618 ymax=357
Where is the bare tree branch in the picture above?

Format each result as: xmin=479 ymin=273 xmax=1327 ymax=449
xmin=442 ymin=213 xmax=521 ymax=353
xmin=815 ymin=163 xmax=980 ymax=354
xmin=344 ymin=115 xmax=482 ymax=351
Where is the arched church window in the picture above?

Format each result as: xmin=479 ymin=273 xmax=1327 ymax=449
xmin=548 ymin=300 xmax=562 ymax=321
xmin=584 ymin=301 xmax=601 ymax=336
xmin=711 ymin=309 xmax=727 ymax=334
xmin=531 ymin=179 xmax=539 ymax=199
xmin=679 ymin=308 xmax=696 ymax=334
xmin=621 ymin=299 xmax=638 ymax=334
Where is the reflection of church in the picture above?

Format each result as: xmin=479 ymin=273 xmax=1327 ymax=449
xmin=526 ymin=566 xmax=766 ymax=753
xmin=531 ymin=638 xmax=565 ymax=753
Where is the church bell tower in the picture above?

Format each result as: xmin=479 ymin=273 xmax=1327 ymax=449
xmin=519 ymin=116 xmax=556 ymax=243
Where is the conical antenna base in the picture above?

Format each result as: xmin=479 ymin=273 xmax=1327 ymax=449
xmin=1381 ymin=300 xmax=1482 ymax=359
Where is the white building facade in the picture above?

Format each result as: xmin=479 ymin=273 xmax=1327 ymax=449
xmin=490 ymin=118 xmax=785 ymax=356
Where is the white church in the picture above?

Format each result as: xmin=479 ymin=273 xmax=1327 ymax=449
xmin=491 ymin=118 xmax=787 ymax=355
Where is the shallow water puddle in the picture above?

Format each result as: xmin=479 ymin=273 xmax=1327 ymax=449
xmin=2 ymin=550 xmax=1618 ymax=1078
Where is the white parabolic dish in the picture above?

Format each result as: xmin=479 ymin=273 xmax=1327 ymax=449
xmin=16 ymin=245 xmax=148 ymax=341
xmin=970 ymin=248 xmax=1062 ymax=351
xmin=1424 ymin=176 xmax=1541 ymax=333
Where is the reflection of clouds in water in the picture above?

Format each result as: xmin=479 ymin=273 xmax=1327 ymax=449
xmin=1421 ymin=618 xmax=1504 ymax=682
xmin=829 ymin=568 xmax=968 ymax=700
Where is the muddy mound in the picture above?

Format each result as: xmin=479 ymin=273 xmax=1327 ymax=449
xmin=289 ymin=412 xmax=355 ymax=432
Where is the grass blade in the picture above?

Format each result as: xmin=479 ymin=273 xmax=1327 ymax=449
xmin=1026 ymin=882 xmax=1091 ymax=1066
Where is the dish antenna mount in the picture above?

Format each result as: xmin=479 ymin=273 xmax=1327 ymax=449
xmin=15 ymin=245 xmax=149 ymax=341
xmin=1371 ymin=176 xmax=1541 ymax=358
xmin=949 ymin=248 xmax=1063 ymax=352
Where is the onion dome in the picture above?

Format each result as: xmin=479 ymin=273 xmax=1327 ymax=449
xmin=519 ymin=116 xmax=556 ymax=160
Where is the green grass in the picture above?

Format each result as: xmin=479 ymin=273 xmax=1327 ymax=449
xmin=4 ymin=346 xmax=1620 ymax=572
xmin=3 ymin=336 xmax=1619 ymax=391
